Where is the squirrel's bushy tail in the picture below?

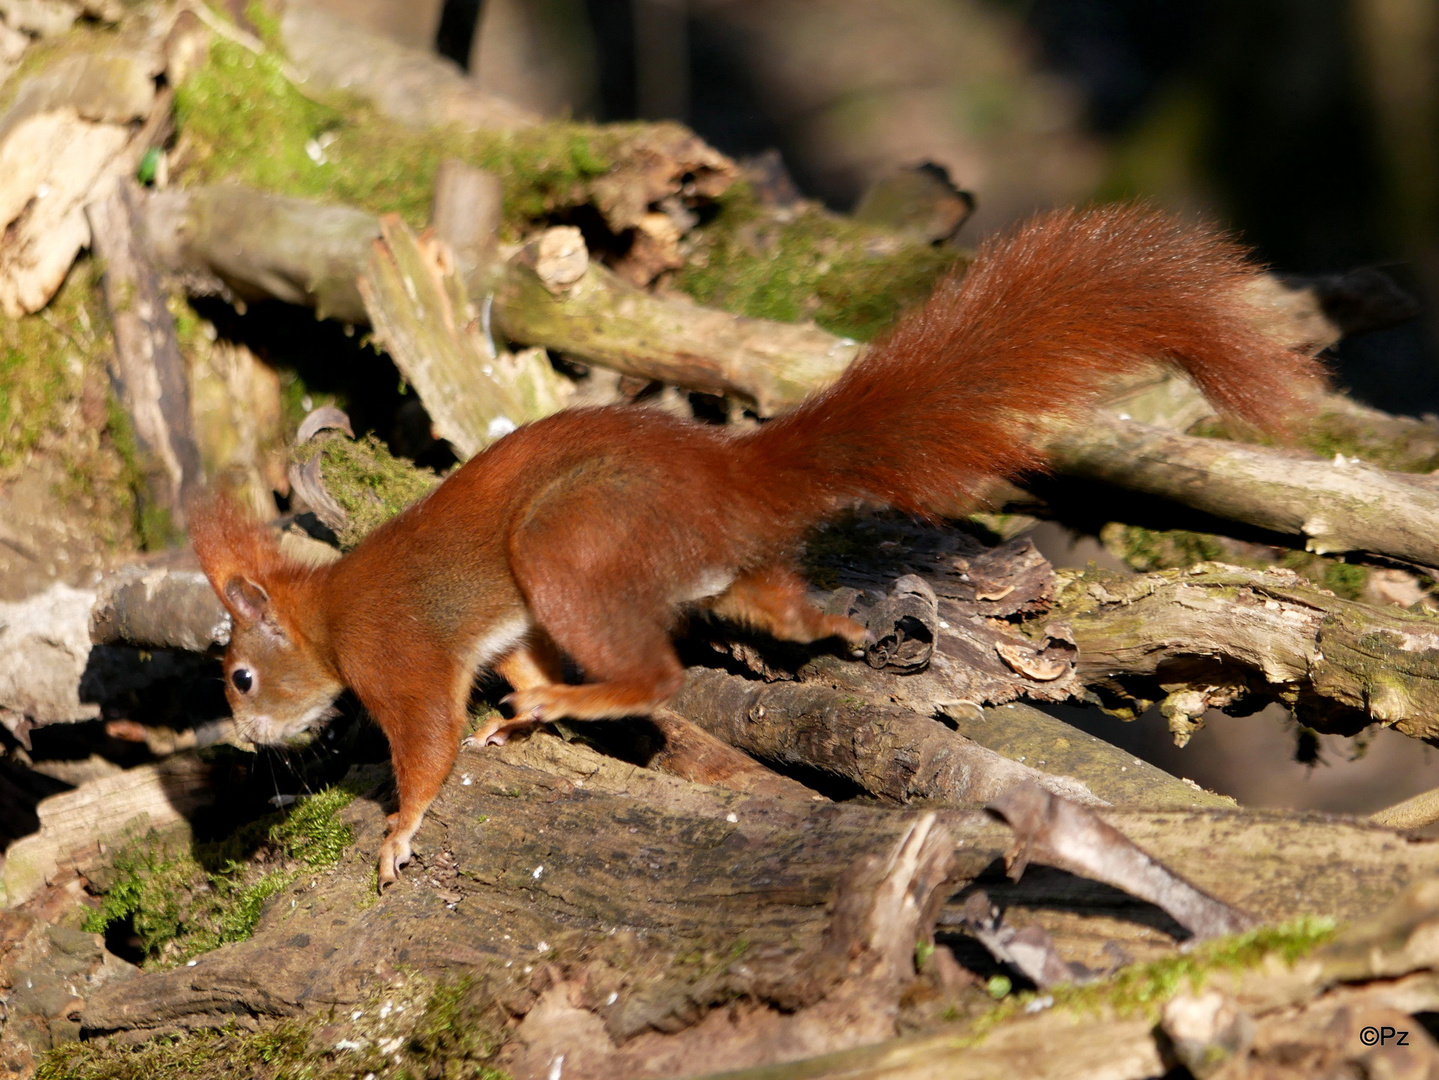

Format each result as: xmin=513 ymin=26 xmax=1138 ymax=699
xmin=744 ymin=203 xmax=1325 ymax=525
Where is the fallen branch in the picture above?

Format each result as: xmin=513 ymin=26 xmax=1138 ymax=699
xmin=987 ymin=783 xmax=1254 ymax=940
xmin=492 ymin=228 xmax=860 ymax=413
xmin=1049 ymin=409 xmax=1439 ymax=570
xmin=278 ymin=4 xmax=538 ymax=134
xmin=141 ymin=187 xmax=859 ymax=414
xmin=671 ymin=666 xmax=1104 ymax=807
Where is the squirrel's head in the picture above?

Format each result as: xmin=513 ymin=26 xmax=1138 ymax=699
xmin=190 ymin=494 xmax=344 ymax=746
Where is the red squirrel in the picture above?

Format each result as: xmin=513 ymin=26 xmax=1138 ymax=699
xmin=190 ymin=205 xmax=1324 ymax=885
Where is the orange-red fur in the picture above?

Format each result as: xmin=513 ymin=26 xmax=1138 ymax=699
xmin=192 ymin=205 xmax=1324 ymax=885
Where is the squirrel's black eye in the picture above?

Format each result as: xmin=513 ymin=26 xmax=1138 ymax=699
xmin=231 ymin=668 xmax=254 ymax=693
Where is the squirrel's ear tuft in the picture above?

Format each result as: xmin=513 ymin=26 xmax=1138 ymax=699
xmin=188 ymin=490 xmax=286 ymax=614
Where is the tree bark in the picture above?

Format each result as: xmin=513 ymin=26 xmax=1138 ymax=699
xmin=87 ymin=176 xmax=204 ymax=529
xmin=1048 ymin=410 xmax=1439 ymax=570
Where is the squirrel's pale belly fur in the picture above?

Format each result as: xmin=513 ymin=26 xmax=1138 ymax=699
xmin=191 ymin=205 xmax=1325 ymax=886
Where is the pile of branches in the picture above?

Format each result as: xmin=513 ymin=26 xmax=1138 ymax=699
xmin=4 ymin=2 xmax=1439 ymax=1079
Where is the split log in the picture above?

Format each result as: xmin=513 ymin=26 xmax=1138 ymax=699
xmin=87 ymin=176 xmax=204 ymax=528
xmin=358 ymin=214 xmax=571 ymax=457
xmin=0 ymin=48 xmax=161 ymax=315
xmin=0 ymin=756 xmax=212 ymax=909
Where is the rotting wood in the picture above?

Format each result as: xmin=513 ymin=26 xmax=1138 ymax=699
xmin=1044 ymin=562 xmax=1439 ymax=743
xmin=688 ymin=878 xmax=1439 ymax=1080
xmin=618 ymin=706 xmax=817 ymax=801
xmin=0 ymin=583 xmax=102 ymax=733
xmin=139 ymin=185 xmax=860 ymax=414
xmin=358 ymin=214 xmax=570 ymax=457
xmin=1 ymin=755 xmax=212 ymax=908
xmin=0 ymin=49 xmax=160 ymax=315
xmin=65 ymin=734 xmax=1439 ymax=1080
xmin=87 ymin=175 xmax=205 ymax=527
xmin=77 ymin=738 xmax=979 ymax=1074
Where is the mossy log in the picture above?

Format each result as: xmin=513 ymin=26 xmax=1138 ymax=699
xmin=1047 ymin=562 xmax=1439 ymax=743
xmin=494 ymin=229 xmax=861 ymax=413
xmin=141 ymin=185 xmax=860 ymax=414
xmin=62 ymin=734 xmax=1439 ymax=1080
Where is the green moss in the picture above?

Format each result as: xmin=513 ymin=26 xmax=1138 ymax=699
xmin=269 ymin=784 xmax=359 ymax=868
xmin=37 ymin=1020 xmax=320 ymax=1080
xmin=674 ymin=184 xmax=960 ymax=342
xmin=242 ymin=0 xmax=281 ymax=47
xmin=171 ymin=22 xmax=956 ymax=344
xmin=299 ymin=431 xmax=438 ymax=547
xmin=102 ymin=393 xmax=182 ymax=552
xmin=0 ymin=262 xmax=107 ymax=471
xmin=964 ymin=916 xmax=1336 ymax=1043
xmin=1099 ymin=523 xmax=1226 ymax=573
xmin=1300 ymin=412 xmax=1439 ymax=475
xmin=83 ymin=786 xmax=357 ymax=964
xmin=1194 ymin=409 xmax=1439 ymax=476
xmin=404 ymin=976 xmax=510 ymax=1078
xmin=1279 ymin=552 xmax=1370 ymax=601
xmin=1097 ymin=524 xmax=1372 ymax=602
xmin=173 ymin=38 xmax=618 ymax=230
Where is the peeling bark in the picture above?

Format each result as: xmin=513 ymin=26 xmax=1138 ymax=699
xmin=1046 ymin=562 xmax=1439 ymax=742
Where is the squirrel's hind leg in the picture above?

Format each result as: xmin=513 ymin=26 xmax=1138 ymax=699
xmin=706 ymin=565 xmax=867 ymax=646
xmin=500 ymin=569 xmax=690 ymax=721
